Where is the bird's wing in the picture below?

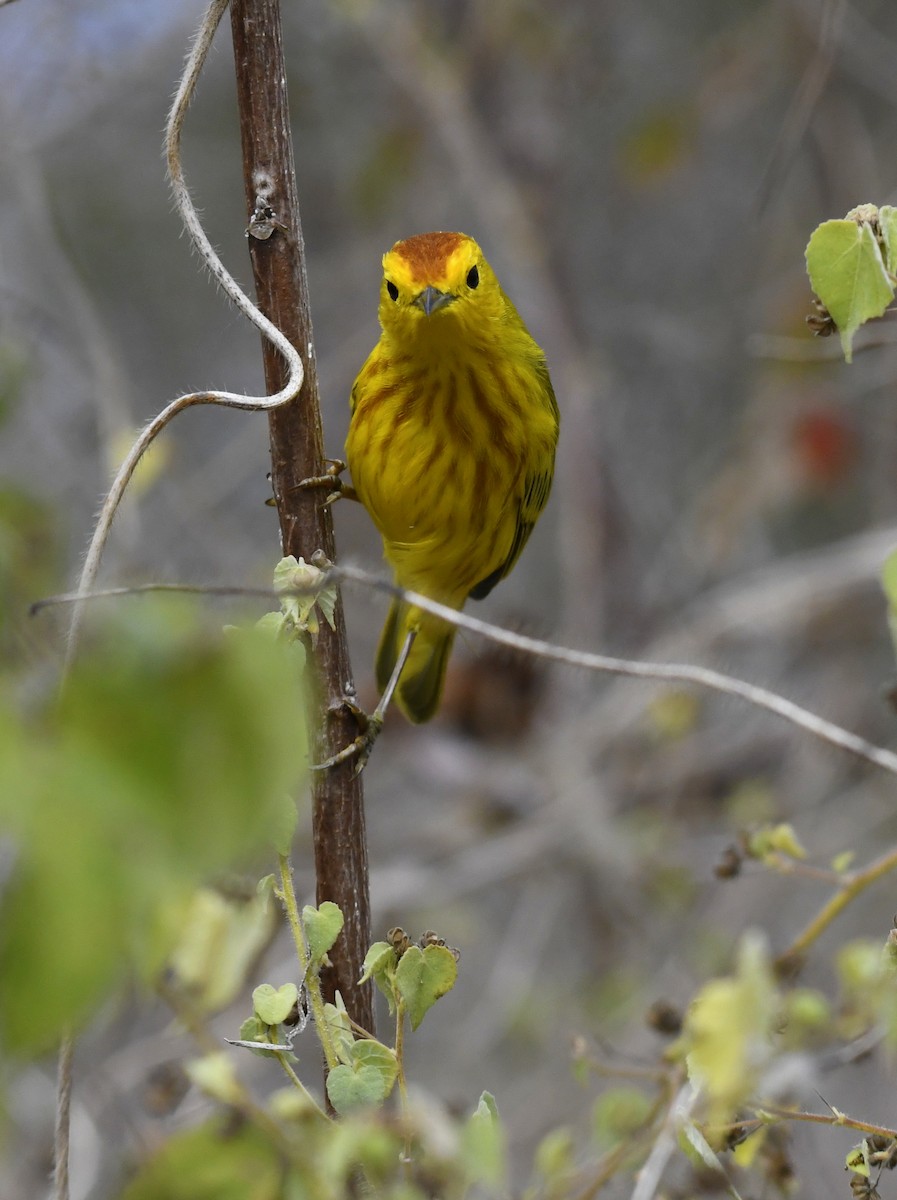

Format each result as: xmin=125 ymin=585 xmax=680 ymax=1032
xmin=468 ymin=368 xmax=558 ymax=602
xmin=349 ymin=375 xmax=361 ymax=415
xmin=468 ymin=467 xmax=553 ymax=600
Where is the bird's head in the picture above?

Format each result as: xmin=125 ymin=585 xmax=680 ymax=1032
xmin=378 ymin=231 xmax=503 ymax=342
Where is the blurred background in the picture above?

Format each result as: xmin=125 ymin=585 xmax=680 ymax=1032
xmin=3 ymin=0 xmax=897 ymax=1196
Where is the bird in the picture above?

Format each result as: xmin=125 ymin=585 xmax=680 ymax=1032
xmin=345 ymin=231 xmax=559 ymax=725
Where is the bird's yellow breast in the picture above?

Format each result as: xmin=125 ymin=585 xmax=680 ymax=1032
xmin=347 ymin=335 xmax=556 ymax=605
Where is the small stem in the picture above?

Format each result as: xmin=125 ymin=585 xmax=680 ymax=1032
xmin=266 ymin=1030 xmax=330 ymax=1120
xmin=763 ymin=853 xmax=841 ymax=885
xmin=776 ymin=844 xmax=897 ymax=968
xmin=750 ymin=1103 xmax=897 ymax=1142
xmin=276 ymin=853 xmax=339 ymax=1070
xmin=577 ymin=1058 xmax=672 ymax=1084
xmin=395 ymin=1000 xmax=412 ymax=1167
xmin=53 ymin=1032 xmax=73 ymax=1200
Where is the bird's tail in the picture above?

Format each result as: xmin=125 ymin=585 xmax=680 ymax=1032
xmin=375 ymin=599 xmax=456 ymax=724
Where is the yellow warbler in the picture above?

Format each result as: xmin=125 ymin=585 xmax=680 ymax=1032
xmin=346 ymin=231 xmax=559 ymax=724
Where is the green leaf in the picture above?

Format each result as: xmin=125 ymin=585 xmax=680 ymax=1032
xmin=394 ymin=944 xmax=458 ymax=1030
xmin=270 ymin=793 xmax=299 ymax=857
xmin=805 ymin=213 xmax=895 ymax=362
xmin=322 ymin=997 xmax=356 ymax=1065
xmin=0 ymin=605 xmax=308 ymax=1055
xmin=684 ymin=933 xmax=777 ymax=1124
xmin=303 ymin=901 xmax=344 ymax=964
xmin=781 ymin=987 xmax=831 ymax=1044
xmin=252 ymin=982 xmax=298 ymax=1026
xmin=461 ymin=1092 xmax=506 ymax=1187
xmin=274 ymin=554 xmax=333 ymax=639
xmin=593 ymin=1087 xmax=653 ymax=1148
xmin=878 ymin=206 xmax=897 ymax=273
xmin=185 ymin=1052 xmax=242 ymax=1106
xmin=881 ymin=550 xmax=897 ymax=667
xmin=119 ymin=1115 xmax=284 ymax=1200
xmin=326 ymin=1063 xmax=391 ymax=1113
xmin=831 ymin=850 xmax=855 ymax=874
xmin=360 ymin=941 xmax=398 ymax=1010
xmin=321 ymin=1040 xmax=398 ymax=1117
xmin=252 ymin=610 xmax=287 ymax=638
xmin=315 ymin=581 xmax=338 ymax=632
xmin=168 ymin=888 xmax=278 ymax=1014
xmin=883 ymin=548 xmax=897 ymax=609
xmin=534 ymin=1127 xmax=574 ymax=1181
xmin=351 ymin=1039 xmax=398 ymax=1098
xmin=236 ymin=1014 xmax=280 ymax=1058
xmin=747 ymin=822 xmax=807 ymax=863
xmin=268 ymin=1086 xmax=319 ymax=1121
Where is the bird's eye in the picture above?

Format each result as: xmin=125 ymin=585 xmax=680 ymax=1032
xmin=386 ymin=281 xmax=399 ymax=301
xmin=466 ymin=265 xmax=479 ymax=289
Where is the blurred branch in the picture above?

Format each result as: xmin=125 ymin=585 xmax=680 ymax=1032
xmin=754 ymin=0 xmax=847 ymax=217
xmin=789 ymin=0 xmax=897 ymax=105
xmin=775 ymin=843 xmax=897 ymax=969
xmin=629 ymin=1083 xmax=699 ymax=1200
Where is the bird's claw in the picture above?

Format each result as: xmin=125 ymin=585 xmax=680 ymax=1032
xmin=290 ymin=459 xmax=357 ymax=506
xmin=310 ymin=697 xmax=384 ymax=776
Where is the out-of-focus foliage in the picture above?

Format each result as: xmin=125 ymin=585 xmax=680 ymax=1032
xmin=683 ymin=933 xmax=778 ymax=1125
xmin=120 ymin=1091 xmax=509 ymax=1200
xmin=0 ymin=604 xmax=306 ymax=1053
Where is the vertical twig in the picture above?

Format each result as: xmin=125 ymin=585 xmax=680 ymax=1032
xmin=228 ymin=0 xmax=374 ymax=1031
xmin=53 ymin=1033 xmax=74 ymax=1200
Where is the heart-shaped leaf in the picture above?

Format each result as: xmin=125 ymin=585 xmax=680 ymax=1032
xmin=252 ymin=982 xmax=298 ymax=1026
xmin=394 ymin=944 xmax=458 ymax=1030
xmin=303 ymin=901 xmax=344 ymax=964
xmin=351 ymin=1039 xmax=398 ymax=1098
xmin=360 ymin=941 xmax=397 ymax=1009
xmin=805 ymin=215 xmax=894 ymax=362
xmin=325 ymin=1063 xmax=391 ymax=1114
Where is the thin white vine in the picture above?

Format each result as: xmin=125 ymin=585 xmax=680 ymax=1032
xmin=37 ymin=564 xmax=897 ymax=779
xmin=65 ymin=0 xmax=303 ymax=666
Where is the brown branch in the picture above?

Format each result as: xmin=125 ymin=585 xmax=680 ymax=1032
xmin=228 ymin=0 xmax=373 ymax=1032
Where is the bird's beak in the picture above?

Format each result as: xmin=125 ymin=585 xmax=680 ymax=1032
xmin=413 ymin=286 xmax=455 ymax=317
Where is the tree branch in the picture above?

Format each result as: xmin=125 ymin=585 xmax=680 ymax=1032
xmin=228 ymin=0 xmax=373 ymax=1030
xmin=332 ymin=563 xmax=897 ymax=777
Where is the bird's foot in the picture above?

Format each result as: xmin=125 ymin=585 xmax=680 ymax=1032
xmin=294 ymin=459 xmax=357 ymax=506
xmin=310 ymin=696 xmax=383 ymax=777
